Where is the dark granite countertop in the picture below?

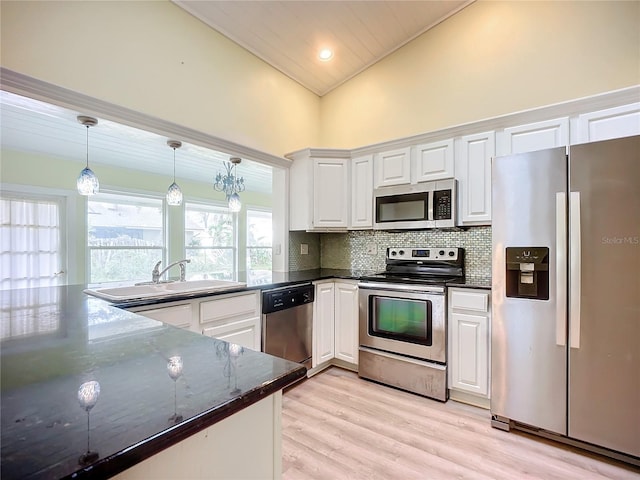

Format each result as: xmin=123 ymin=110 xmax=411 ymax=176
xmin=0 ymin=285 xmax=306 ymax=480
xmin=98 ymin=269 xmax=490 ymax=309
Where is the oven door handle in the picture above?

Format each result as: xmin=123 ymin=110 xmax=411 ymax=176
xmin=357 ymin=282 xmax=445 ymax=295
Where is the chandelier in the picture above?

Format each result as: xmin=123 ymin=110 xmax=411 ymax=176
xmin=214 ymin=157 xmax=245 ymax=212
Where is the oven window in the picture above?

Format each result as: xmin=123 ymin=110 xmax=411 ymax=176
xmin=369 ymin=296 xmax=432 ymax=345
xmin=376 ymin=193 xmax=428 ymax=223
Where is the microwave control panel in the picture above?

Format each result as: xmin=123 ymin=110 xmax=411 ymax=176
xmin=433 ymin=189 xmax=452 ymax=220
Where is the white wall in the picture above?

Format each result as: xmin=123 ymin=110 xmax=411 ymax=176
xmin=0 ymin=0 xmax=320 ymax=157
xmin=319 ymin=0 xmax=640 ymax=148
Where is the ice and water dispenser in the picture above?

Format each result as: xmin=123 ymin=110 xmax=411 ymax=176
xmin=505 ymin=247 xmax=549 ymax=300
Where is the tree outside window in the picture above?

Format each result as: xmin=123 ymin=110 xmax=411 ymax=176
xmin=185 ymin=203 xmax=235 ymax=280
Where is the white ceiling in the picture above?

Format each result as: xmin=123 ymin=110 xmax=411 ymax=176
xmin=173 ymin=0 xmax=471 ymax=96
xmin=0 ymin=91 xmax=273 ymax=194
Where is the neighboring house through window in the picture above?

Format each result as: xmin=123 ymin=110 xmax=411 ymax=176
xmin=87 ymin=192 xmax=164 ymax=284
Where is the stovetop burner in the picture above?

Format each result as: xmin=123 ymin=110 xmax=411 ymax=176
xmin=360 ymin=247 xmax=465 ymax=285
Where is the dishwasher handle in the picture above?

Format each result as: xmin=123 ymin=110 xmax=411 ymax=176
xmin=262 ymin=283 xmax=315 ymax=314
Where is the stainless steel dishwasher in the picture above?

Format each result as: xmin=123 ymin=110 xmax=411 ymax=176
xmin=262 ymin=283 xmax=314 ymax=369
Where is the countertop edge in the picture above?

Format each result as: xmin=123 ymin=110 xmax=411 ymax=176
xmin=65 ymin=366 xmax=306 ymax=480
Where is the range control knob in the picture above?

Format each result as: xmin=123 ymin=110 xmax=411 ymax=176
xmin=439 ymin=250 xmax=445 ymax=256
xmin=448 ymin=251 xmax=455 ymax=257
xmin=390 ymin=250 xmax=397 ymax=256
xmin=398 ymin=250 xmax=405 ymax=256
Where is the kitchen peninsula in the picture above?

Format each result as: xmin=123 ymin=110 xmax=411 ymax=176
xmin=0 ymin=285 xmax=306 ymax=479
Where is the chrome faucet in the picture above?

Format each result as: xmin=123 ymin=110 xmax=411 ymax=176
xmin=152 ymin=259 xmax=191 ymax=283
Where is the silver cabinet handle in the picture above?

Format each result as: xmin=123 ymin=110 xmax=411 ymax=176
xmin=569 ymin=191 xmax=581 ymax=349
xmin=555 ymin=193 xmax=567 ymax=346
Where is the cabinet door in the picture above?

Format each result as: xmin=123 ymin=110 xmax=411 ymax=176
xmin=455 ymin=131 xmax=495 ymax=225
xmin=201 ymin=317 xmax=261 ymax=351
xmin=313 ymin=282 xmax=335 ymax=367
xmin=334 ymin=282 xmax=359 ymax=365
xmin=497 ymin=117 xmax=569 ymax=156
xmin=413 ymin=139 xmax=454 ymax=183
xmin=449 ymin=311 xmax=489 ymax=396
xmin=374 ymin=147 xmax=411 ymax=187
xmin=350 ymin=155 xmax=373 ymax=229
xmin=133 ymin=303 xmax=192 ymax=329
xmin=312 ymin=158 xmax=349 ymax=228
xmin=575 ymin=103 xmax=640 ymax=143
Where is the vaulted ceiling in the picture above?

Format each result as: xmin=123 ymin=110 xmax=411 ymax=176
xmin=173 ymin=0 xmax=471 ymax=96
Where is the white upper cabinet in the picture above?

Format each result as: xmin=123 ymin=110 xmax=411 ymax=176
xmin=412 ymin=139 xmax=454 ymax=183
xmin=496 ymin=117 xmax=569 ymax=156
xmin=312 ymin=157 xmax=349 ymax=228
xmin=288 ymin=149 xmax=350 ymax=231
xmin=574 ymin=103 xmax=640 ymax=144
xmin=455 ymin=131 xmax=495 ymax=225
xmin=374 ymin=147 xmax=411 ymax=187
xmin=350 ymin=155 xmax=373 ymax=229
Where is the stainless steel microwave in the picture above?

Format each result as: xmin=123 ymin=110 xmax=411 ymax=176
xmin=373 ymin=179 xmax=456 ymax=230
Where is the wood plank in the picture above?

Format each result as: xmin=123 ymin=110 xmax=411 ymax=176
xmin=282 ymin=368 xmax=640 ymax=480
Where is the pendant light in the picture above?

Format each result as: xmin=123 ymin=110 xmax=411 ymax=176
xmin=76 ymin=116 xmax=99 ymax=195
xmin=213 ymin=157 xmax=245 ymax=212
xmin=166 ymin=140 xmax=183 ymax=206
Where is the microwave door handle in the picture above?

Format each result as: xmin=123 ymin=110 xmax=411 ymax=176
xmin=428 ymin=189 xmax=434 ymax=221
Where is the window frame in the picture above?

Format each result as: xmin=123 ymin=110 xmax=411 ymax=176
xmin=184 ymin=200 xmax=238 ymax=280
xmin=86 ymin=189 xmax=166 ymax=286
xmin=245 ymin=206 xmax=273 ymax=273
xmin=0 ymin=188 xmax=68 ymax=290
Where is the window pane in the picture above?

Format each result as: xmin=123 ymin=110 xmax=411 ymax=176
xmin=247 ymin=210 xmax=272 ymax=247
xmin=90 ymin=248 xmax=163 ymax=284
xmin=185 ymin=248 xmax=233 ymax=280
xmin=87 ymin=192 xmax=164 ymax=284
xmin=1 ymin=194 xmax=63 ymax=290
xmin=88 ymin=193 xmax=163 ymax=247
xmin=185 ymin=204 xmax=233 ymax=247
xmin=247 ymin=247 xmax=272 ymax=271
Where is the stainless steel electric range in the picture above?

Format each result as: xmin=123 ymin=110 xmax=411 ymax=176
xmin=358 ymin=247 xmax=464 ymax=401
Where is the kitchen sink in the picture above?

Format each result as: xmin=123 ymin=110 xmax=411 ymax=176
xmin=85 ymin=279 xmax=246 ymax=302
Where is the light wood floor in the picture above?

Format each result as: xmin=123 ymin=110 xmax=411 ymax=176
xmin=282 ymin=368 xmax=640 ymax=480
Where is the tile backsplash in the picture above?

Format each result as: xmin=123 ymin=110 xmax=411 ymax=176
xmin=290 ymin=227 xmax=492 ymax=278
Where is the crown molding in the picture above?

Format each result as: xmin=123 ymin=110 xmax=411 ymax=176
xmin=350 ymin=85 xmax=640 ymax=156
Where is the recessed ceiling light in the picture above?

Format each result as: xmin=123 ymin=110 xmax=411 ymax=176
xmin=318 ymin=48 xmax=333 ymax=62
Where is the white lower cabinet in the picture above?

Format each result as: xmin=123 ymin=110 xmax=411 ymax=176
xmin=127 ymin=290 xmax=262 ymax=351
xmin=311 ymin=280 xmax=359 ymax=373
xmin=200 ymin=291 xmax=261 ymax=351
xmin=334 ymin=281 xmax=359 ymax=365
xmin=131 ymin=303 xmax=193 ymax=329
xmin=448 ymin=288 xmax=491 ymax=407
xmin=313 ymin=281 xmax=335 ymax=367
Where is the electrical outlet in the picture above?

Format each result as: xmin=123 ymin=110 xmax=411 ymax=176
xmin=300 ymin=243 xmax=309 ymax=255
xmin=274 ymin=244 xmax=282 ymax=255
xmin=366 ymin=242 xmax=377 ymax=255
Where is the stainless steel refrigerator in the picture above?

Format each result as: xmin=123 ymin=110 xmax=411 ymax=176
xmin=491 ymin=135 xmax=639 ymax=461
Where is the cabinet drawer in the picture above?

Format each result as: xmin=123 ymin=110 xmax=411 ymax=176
xmin=200 ymin=292 xmax=260 ymax=324
xmin=450 ymin=290 xmax=488 ymax=312
xmin=135 ymin=304 xmax=192 ymax=329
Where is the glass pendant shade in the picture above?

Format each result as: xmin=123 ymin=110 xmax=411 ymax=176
xmin=166 ymin=140 xmax=183 ymax=206
xmin=77 ymin=116 xmax=99 ymax=196
xmin=166 ymin=182 xmax=183 ymax=206
xmin=77 ymin=167 xmax=100 ymax=195
xmin=228 ymin=193 xmax=242 ymax=213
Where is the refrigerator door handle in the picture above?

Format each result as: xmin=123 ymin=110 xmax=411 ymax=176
xmin=569 ymin=191 xmax=581 ymax=349
xmin=556 ymin=193 xmax=567 ymax=346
